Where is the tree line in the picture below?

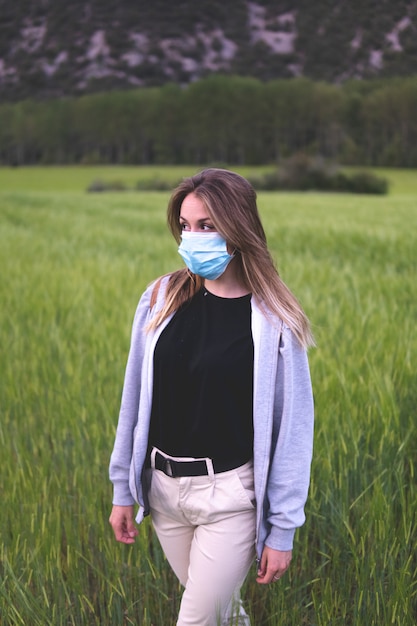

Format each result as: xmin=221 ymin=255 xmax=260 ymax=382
xmin=0 ymin=75 xmax=416 ymax=168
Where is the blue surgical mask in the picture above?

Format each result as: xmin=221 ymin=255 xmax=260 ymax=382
xmin=178 ymin=231 xmax=234 ymax=280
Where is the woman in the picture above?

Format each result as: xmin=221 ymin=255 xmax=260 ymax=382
xmin=109 ymin=168 xmax=314 ymax=626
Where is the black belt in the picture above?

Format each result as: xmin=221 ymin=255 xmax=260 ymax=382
xmin=153 ymin=450 xmax=242 ymax=477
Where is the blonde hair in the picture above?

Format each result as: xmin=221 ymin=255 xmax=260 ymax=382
xmin=149 ymin=168 xmax=314 ymax=348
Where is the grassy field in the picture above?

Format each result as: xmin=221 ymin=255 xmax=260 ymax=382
xmin=1 ymin=166 xmax=416 ymax=625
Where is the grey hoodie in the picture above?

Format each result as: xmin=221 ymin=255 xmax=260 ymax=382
xmin=109 ymin=276 xmax=314 ymax=557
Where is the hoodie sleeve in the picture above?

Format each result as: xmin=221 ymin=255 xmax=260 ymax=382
xmin=265 ymin=325 xmax=314 ymax=551
xmin=109 ymin=283 xmax=154 ymax=505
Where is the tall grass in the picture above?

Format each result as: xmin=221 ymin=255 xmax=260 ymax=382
xmin=1 ymin=168 xmax=416 ymax=625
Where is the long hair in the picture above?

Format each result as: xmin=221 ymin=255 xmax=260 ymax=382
xmin=148 ymin=168 xmax=314 ymax=348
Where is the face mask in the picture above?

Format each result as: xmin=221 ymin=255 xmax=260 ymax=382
xmin=178 ymin=231 xmax=234 ymax=280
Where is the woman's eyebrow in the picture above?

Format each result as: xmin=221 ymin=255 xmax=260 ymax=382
xmin=179 ymin=217 xmax=212 ymax=224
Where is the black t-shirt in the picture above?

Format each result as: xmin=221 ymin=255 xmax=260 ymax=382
xmin=149 ymin=288 xmax=254 ymax=467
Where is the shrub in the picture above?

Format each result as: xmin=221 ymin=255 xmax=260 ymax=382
xmin=347 ymin=171 xmax=389 ymax=194
xmin=135 ymin=177 xmax=180 ymax=191
xmin=87 ymin=179 xmax=127 ymax=192
xmin=248 ymin=154 xmax=389 ymax=194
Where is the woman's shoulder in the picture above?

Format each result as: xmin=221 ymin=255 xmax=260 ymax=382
xmin=141 ymin=273 xmax=172 ymax=308
xmin=130 ymin=274 xmax=172 ymax=329
xmin=251 ymin=296 xmax=283 ymax=325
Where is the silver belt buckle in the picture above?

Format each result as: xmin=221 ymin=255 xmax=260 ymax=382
xmin=164 ymin=458 xmax=173 ymax=477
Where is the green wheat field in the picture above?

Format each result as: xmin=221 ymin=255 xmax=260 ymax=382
xmin=1 ymin=166 xmax=416 ymax=625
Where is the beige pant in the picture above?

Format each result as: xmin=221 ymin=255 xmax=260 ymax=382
xmin=148 ymin=449 xmax=256 ymax=626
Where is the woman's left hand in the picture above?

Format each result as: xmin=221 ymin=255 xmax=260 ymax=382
xmin=256 ymin=546 xmax=292 ymax=584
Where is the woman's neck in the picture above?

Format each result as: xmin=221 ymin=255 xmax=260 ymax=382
xmin=204 ymin=262 xmax=250 ymax=299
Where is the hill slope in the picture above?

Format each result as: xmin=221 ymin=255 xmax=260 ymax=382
xmin=0 ymin=0 xmax=416 ymax=100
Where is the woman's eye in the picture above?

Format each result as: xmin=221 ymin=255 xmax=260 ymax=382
xmin=179 ymin=221 xmax=215 ymax=231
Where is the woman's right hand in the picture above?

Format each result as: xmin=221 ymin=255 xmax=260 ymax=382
xmin=109 ymin=505 xmax=139 ymax=544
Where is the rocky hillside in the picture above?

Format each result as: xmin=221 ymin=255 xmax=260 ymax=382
xmin=1 ymin=0 xmax=416 ymax=101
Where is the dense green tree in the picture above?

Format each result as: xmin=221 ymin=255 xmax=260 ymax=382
xmin=37 ymin=99 xmax=74 ymax=163
xmin=0 ymin=103 xmax=15 ymax=164
xmin=151 ymin=83 xmax=186 ymax=163
xmin=265 ymin=79 xmax=317 ymax=160
xmin=0 ymin=75 xmax=416 ymax=167
xmin=310 ymin=82 xmax=344 ymax=158
xmin=10 ymin=100 xmax=43 ymax=164
xmin=361 ymin=78 xmax=417 ymax=166
xmin=184 ymin=75 xmax=268 ymax=164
